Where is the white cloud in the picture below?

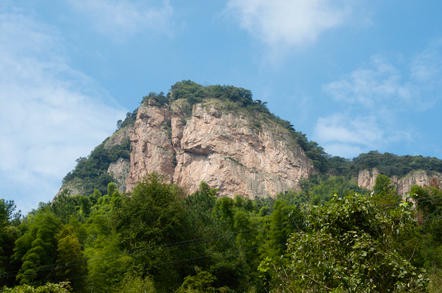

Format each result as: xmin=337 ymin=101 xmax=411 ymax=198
xmin=411 ymin=40 xmax=442 ymax=87
xmin=316 ymin=43 xmax=442 ymax=158
xmin=325 ymin=50 xmax=442 ymax=111
xmin=314 ymin=114 xmax=384 ymax=157
xmin=324 ymin=57 xmax=415 ymax=108
xmin=0 ymin=10 xmax=125 ymax=212
xmin=314 ymin=113 xmax=413 ymax=158
xmin=67 ymin=0 xmax=173 ymax=39
xmin=227 ymin=0 xmax=350 ymax=54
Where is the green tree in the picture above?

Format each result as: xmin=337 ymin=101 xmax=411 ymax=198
xmin=410 ymin=185 xmax=442 ymax=290
xmin=270 ymin=193 xmax=428 ymax=292
xmin=81 ymin=186 xmax=129 ymax=293
xmin=14 ymin=210 xmax=62 ymax=285
xmin=0 ymin=199 xmax=20 ymax=287
xmin=2 ymin=281 xmax=72 ymax=292
xmin=177 ymin=268 xmax=216 ymax=293
xmin=55 ymin=225 xmax=87 ymax=291
xmin=372 ymin=174 xmax=401 ymax=209
xmin=266 ymin=200 xmax=304 ymax=258
xmin=115 ymin=275 xmax=156 ymax=293
xmin=115 ymin=175 xmax=196 ymax=291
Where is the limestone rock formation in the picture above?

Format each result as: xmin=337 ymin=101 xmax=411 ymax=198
xmin=357 ymin=168 xmax=380 ymax=191
xmin=108 ymin=158 xmax=130 ymax=192
xmin=59 ymin=82 xmax=442 ymax=200
xmin=396 ymin=170 xmax=442 ymax=195
xmin=125 ymin=98 xmax=314 ymax=197
xmin=358 ymin=168 xmax=442 ymax=195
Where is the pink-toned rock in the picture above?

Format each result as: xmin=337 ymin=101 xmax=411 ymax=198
xmin=126 ymin=100 xmax=175 ymax=190
xmin=358 ymin=168 xmax=442 ymax=195
xmin=125 ymin=99 xmax=314 ymax=197
xmin=357 ymin=168 xmax=380 ymax=191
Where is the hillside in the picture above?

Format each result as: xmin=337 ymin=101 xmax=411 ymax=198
xmin=3 ymin=81 xmax=442 ymax=292
xmin=62 ymin=81 xmax=320 ymax=196
xmin=60 ymin=81 xmax=442 ymax=197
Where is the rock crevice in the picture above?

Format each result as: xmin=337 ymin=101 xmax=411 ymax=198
xmin=358 ymin=168 xmax=442 ymax=195
xmin=125 ymin=99 xmax=314 ymax=197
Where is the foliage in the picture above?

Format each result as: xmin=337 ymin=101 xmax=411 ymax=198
xmin=169 ymin=81 xmax=254 ymax=109
xmin=142 ymin=92 xmax=168 ymax=106
xmin=410 ymin=184 xmax=442 ymax=283
xmin=62 ymin=139 xmax=130 ymax=195
xmin=2 ymin=281 xmax=72 ymax=293
xmin=268 ymin=193 xmax=428 ymax=292
xmin=298 ymin=175 xmax=365 ymax=204
xmin=114 ymin=274 xmax=156 ymax=293
xmin=115 ymin=174 xmax=198 ymax=291
xmin=5 ymin=175 xmax=442 ymax=291
xmin=352 ymin=151 xmax=442 ymax=176
xmin=116 ymin=109 xmax=137 ymax=130
xmin=176 ymin=268 xmax=217 ymax=293
xmin=14 ymin=210 xmax=62 ymax=285
xmin=62 ymin=82 xmax=442 ymax=207
xmin=290 ymin=131 xmax=329 ymax=172
xmin=55 ymin=225 xmax=86 ymax=291
xmin=0 ymin=200 xmax=21 ymax=287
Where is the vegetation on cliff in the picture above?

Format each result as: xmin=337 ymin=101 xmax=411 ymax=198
xmin=61 ymin=112 xmax=134 ymax=195
xmin=41 ymin=81 xmax=442 ymax=292
xmin=351 ymin=151 xmax=442 ymax=176
xmin=61 ymin=81 xmax=442 ymax=198
xmin=2 ymin=176 xmax=442 ymax=292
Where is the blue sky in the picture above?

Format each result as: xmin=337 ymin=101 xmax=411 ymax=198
xmin=1 ymin=0 xmax=442 ymax=213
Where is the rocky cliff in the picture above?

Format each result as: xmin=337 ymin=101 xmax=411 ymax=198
xmin=125 ymin=97 xmax=314 ymax=197
xmin=60 ymin=81 xmax=442 ymax=199
xmin=60 ymin=82 xmax=315 ymax=198
xmin=358 ymin=168 xmax=442 ymax=195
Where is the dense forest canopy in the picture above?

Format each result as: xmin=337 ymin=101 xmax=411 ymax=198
xmin=2 ymin=175 xmax=442 ymax=292
xmin=26 ymin=81 xmax=442 ymax=291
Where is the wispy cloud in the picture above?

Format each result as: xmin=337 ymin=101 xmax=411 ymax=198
xmin=0 ymin=9 xmax=124 ymax=212
xmin=315 ymin=43 xmax=442 ymax=158
xmin=316 ymin=115 xmax=383 ymax=147
xmin=226 ymin=0 xmax=351 ymax=58
xmin=314 ymin=114 xmax=411 ymax=158
xmin=67 ymin=0 xmax=173 ymax=39
xmin=411 ymin=40 xmax=442 ymax=88
xmin=325 ymin=57 xmax=414 ymax=109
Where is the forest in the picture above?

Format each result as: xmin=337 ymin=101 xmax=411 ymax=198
xmin=61 ymin=81 xmax=442 ymax=198
xmin=1 ymin=174 xmax=442 ymax=292
xmin=5 ymin=82 xmax=442 ymax=292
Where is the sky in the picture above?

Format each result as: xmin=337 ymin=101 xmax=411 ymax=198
xmin=1 ymin=0 xmax=442 ymax=213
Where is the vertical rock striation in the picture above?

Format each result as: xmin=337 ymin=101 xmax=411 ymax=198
xmin=358 ymin=168 xmax=442 ymax=195
xmin=125 ymin=98 xmax=314 ymax=198
xmin=126 ymin=99 xmax=175 ymax=190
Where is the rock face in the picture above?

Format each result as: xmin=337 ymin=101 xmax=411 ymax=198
xmin=108 ymin=158 xmax=130 ymax=192
xmin=357 ymin=169 xmax=380 ymax=191
xmin=125 ymin=98 xmax=314 ymax=197
xmin=396 ymin=170 xmax=442 ymax=195
xmin=358 ymin=168 xmax=442 ymax=195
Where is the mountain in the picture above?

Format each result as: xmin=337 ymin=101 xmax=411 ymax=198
xmin=60 ymin=81 xmax=442 ymax=197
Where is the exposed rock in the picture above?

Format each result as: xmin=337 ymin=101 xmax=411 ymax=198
xmin=58 ymin=178 xmax=85 ymax=196
xmin=358 ymin=168 xmax=442 ymax=195
xmin=103 ymin=126 xmax=130 ymax=149
xmin=59 ymin=118 xmax=134 ymax=196
xmin=357 ymin=168 xmax=379 ymax=191
xmin=126 ymin=101 xmax=176 ymax=190
xmin=125 ymin=99 xmax=314 ymax=197
xmin=108 ymin=158 xmax=130 ymax=192
xmin=396 ymin=170 xmax=442 ymax=195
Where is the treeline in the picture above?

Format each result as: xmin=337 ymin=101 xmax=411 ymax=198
xmin=2 ymin=175 xmax=442 ymax=292
xmin=351 ymin=151 xmax=442 ymax=176
xmin=63 ymin=81 xmax=442 ymax=193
